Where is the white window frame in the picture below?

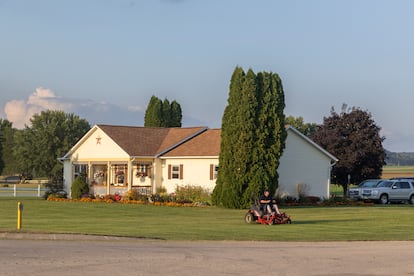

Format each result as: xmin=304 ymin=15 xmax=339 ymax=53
xmin=171 ymin=165 xmax=180 ymax=179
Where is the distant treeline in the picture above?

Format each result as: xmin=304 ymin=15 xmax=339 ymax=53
xmin=385 ymin=150 xmax=414 ymax=166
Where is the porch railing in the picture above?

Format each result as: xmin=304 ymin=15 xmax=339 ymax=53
xmin=89 ymin=185 xmax=152 ymax=196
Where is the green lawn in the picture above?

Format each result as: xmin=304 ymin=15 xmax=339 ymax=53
xmin=1 ymin=197 xmax=414 ymax=241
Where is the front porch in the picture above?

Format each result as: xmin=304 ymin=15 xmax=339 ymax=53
xmin=72 ymin=160 xmax=154 ymax=197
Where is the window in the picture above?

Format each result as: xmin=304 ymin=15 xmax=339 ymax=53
xmin=172 ymin=165 xmax=180 ymax=179
xmin=399 ymin=182 xmax=410 ymax=189
xmin=135 ymin=162 xmax=151 ymax=177
xmin=112 ymin=164 xmax=127 ymax=185
xmin=168 ymin=164 xmax=183 ymax=180
xmin=74 ymin=164 xmax=88 ymax=180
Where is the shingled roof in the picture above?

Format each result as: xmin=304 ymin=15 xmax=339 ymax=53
xmin=97 ymin=125 xmax=208 ymax=157
xmin=162 ymin=129 xmax=221 ymax=157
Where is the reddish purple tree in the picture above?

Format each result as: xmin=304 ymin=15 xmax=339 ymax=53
xmin=312 ymin=106 xmax=386 ymax=196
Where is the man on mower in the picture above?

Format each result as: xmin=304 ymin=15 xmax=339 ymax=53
xmin=259 ymin=190 xmax=281 ymax=216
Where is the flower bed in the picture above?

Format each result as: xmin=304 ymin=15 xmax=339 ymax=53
xmin=46 ymin=191 xmax=210 ymax=207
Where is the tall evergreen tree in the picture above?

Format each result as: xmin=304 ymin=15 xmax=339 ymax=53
xmin=213 ymin=67 xmax=286 ymax=208
xmin=170 ymin=100 xmax=182 ymax=127
xmin=212 ymin=67 xmax=245 ymax=207
xmin=144 ymin=96 xmax=182 ymax=127
xmin=144 ymin=96 xmax=163 ymax=127
xmin=161 ymin=98 xmax=171 ymax=127
xmin=246 ymin=72 xmax=286 ymax=203
xmin=236 ymin=69 xmax=260 ymax=207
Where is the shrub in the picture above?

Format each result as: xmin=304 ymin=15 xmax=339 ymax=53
xmin=299 ymin=196 xmax=321 ymax=205
xmin=123 ymin=190 xmax=139 ymax=200
xmin=71 ymin=176 xmax=89 ymax=199
xmin=150 ymin=193 xmax=173 ymax=203
xmin=44 ymin=174 xmax=64 ymax=199
xmin=156 ymin=186 xmax=167 ymax=194
xmin=47 ymin=191 xmax=67 ymax=199
xmin=123 ymin=189 xmax=150 ymax=202
xmin=174 ymin=185 xmax=211 ymax=204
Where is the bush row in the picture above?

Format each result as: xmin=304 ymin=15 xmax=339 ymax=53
xmin=47 ymin=184 xmax=212 ymax=207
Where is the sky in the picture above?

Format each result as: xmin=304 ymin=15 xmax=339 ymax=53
xmin=1 ymin=0 xmax=414 ymax=152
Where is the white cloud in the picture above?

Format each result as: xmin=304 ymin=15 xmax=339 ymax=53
xmin=27 ymin=87 xmax=72 ymax=110
xmin=3 ymin=87 xmax=205 ymax=129
xmin=3 ymin=87 xmax=147 ymax=129
xmin=4 ymin=100 xmax=30 ymax=129
xmin=4 ymin=87 xmax=72 ymax=128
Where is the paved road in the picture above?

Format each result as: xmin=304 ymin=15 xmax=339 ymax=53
xmin=1 ymin=233 xmax=414 ymax=275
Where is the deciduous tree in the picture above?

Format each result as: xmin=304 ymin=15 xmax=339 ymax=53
xmin=0 ymin=119 xmax=20 ymax=176
xmin=0 ymin=119 xmax=5 ymax=175
xmin=13 ymin=110 xmax=90 ymax=180
xmin=285 ymin=115 xmax=317 ymax=137
xmin=311 ymin=107 xmax=386 ymax=196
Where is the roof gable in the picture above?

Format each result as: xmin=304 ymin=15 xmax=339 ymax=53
xmin=286 ymin=126 xmax=338 ymax=162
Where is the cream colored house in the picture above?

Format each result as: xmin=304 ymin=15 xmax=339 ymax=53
xmin=60 ymin=124 xmax=337 ymax=199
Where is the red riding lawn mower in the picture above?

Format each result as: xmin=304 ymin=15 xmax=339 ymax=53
xmin=244 ymin=197 xmax=291 ymax=225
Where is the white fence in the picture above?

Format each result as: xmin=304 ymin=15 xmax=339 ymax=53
xmin=0 ymin=185 xmax=48 ymax=197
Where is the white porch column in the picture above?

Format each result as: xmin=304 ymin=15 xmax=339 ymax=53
xmin=88 ymin=161 xmax=92 ymax=185
xmin=106 ymin=161 xmax=110 ymax=195
xmin=128 ymin=159 xmax=133 ymax=191
xmin=152 ymin=161 xmax=156 ymax=194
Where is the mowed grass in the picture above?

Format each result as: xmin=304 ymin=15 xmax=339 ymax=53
xmin=1 ymin=198 xmax=414 ymax=241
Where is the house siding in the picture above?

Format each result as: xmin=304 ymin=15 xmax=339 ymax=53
xmin=161 ymin=157 xmax=218 ymax=194
xmin=277 ymin=129 xmax=333 ymax=199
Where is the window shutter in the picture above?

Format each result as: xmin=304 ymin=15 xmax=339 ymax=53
xmin=179 ymin=164 xmax=183 ymax=180
xmin=168 ymin=164 xmax=171 ymax=180
xmin=210 ymin=164 xmax=214 ymax=180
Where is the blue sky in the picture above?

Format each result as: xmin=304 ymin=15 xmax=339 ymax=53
xmin=1 ymin=0 xmax=414 ymax=152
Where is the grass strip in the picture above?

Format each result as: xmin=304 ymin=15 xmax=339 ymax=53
xmin=1 ymin=198 xmax=413 ymax=241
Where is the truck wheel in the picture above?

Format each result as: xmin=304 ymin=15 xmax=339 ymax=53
xmin=379 ymin=194 xmax=388 ymax=204
xmin=409 ymin=195 xmax=414 ymax=205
